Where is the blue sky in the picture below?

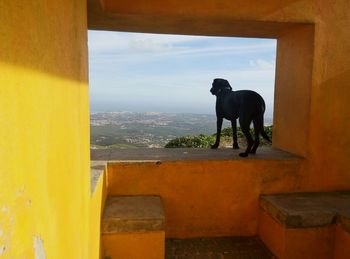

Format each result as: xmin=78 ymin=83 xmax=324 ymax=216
xmin=88 ymin=30 xmax=276 ymax=117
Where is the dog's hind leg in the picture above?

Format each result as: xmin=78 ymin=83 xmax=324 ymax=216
xmin=250 ymin=117 xmax=262 ymax=154
xmin=239 ymin=117 xmax=253 ymax=157
xmin=231 ymin=120 xmax=239 ymax=149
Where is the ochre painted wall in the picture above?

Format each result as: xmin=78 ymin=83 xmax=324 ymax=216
xmin=259 ymin=209 xmax=335 ymax=259
xmin=273 ymin=25 xmax=314 ymax=157
xmin=304 ymin=1 xmax=350 ymax=191
xmin=102 ymin=232 xmax=165 ymax=259
xmin=0 ymin=1 xmax=91 ymax=258
xmin=97 ymin=0 xmax=350 ymax=243
xmin=334 ymin=225 xmax=350 ymax=259
xmin=92 ymin=0 xmax=350 ymax=191
xmin=107 ymin=159 xmax=303 ymax=238
xmin=1 ymin=0 xmax=350 ymax=257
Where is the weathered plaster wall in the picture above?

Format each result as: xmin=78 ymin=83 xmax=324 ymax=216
xmin=89 ymin=172 xmax=106 ymax=259
xmin=0 ymin=0 xmax=349 ymax=256
xmin=0 ymin=1 xmax=91 ymax=258
xmin=91 ymin=0 xmax=350 ymax=191
xmin=304 ymin=1 xmax=350 ymax=191
xmin=273 ymin=25 xmax=314 ymax=157
xmin=107 ymin=159 xmax=303 ymax=237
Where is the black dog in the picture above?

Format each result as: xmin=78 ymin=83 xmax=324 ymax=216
xmin=210 ymin=78 xmax=270 ymax=157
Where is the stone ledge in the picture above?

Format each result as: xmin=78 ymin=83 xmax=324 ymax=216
xmin=90 ymin=161 xmax=106 ymax=195
xmin=102 ymin=196 xmax=165 ymax=234
xmin=337 ymin=211 xmax=350 ymax=233
xmin=91 ymin=147 xmax=303 ymax=161
xmin=260 ymin=192 xmax=350 ymax=228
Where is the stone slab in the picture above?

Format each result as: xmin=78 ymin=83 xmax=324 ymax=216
xmin=337 ymin=211 xmax=350 ymax=233
xmin=90 ymin=161 xmax=106 ymax=195
xmin=260 ymin=192 xmax=350 ymax=228
xmin=91 ymin=147 xmax=302 ymax=161
xmin=102 ymin=196 xmax=165 ymax=233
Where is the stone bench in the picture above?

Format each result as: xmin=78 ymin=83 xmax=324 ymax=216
xmin=258 ymin=192 xmax=350 ymax=259
xmin=101 ymin=196 xmax=165 ymax=259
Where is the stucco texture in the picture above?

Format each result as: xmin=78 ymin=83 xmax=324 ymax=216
xmin=0 ymin=0 xmax=91 ymax=258
xmin=1 ymin=0 xmax=350 ymax=258
xmin=90 ymin=0 xmax=350 ymax=191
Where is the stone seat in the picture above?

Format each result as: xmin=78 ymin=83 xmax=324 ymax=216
xmin=260 ymin=192 xmax=350 ymax=228
xmin=101 ymin=195 xmax=165 ymax=259
xmin=337 ymin=210 xmax=350 ymax=232
xmin=102 ymin=195 xmax=165 ymax=233
xmin=258 ymin=192 xmax=350 ymax=259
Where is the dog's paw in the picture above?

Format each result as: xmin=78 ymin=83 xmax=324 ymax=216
xmin=239 ymin=152 xmax=248 ymax=157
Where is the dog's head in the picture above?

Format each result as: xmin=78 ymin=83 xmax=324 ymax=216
xmin=210 ymin=78 xmax=232 ymax=96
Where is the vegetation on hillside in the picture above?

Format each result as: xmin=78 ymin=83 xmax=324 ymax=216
xmin=165 ymin=126 xmax=273 ymax=148
xmin=164 ymin=134 xmax=215 ymax=148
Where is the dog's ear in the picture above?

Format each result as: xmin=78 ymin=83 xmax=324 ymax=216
xmin=212 ymin=78 xmax=218 ymax=87
xmin=223 ymin=79 xmax=232 ymax=90
xmin=213 ymin=78 xmax=232 ymax=90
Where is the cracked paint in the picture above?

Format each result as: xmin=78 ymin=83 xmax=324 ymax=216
xmin=0 ymin=245 xmax=5 ymax=255
xmin=33 ymin=236 xmax=46 ymax=259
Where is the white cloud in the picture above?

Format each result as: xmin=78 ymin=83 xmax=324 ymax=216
xmin=88 ymin=30 xmax=276 ymax=58
xmin=88 ymin=30 xmax=201 ymax=53
xmin=249 ymin=59 xmax=275 ymax=70
xmin=88 ymin=30 xmax=276 ymax=115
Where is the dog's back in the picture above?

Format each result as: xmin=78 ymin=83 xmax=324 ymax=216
xmin=218 ymin=90 xmax=265 ymax=121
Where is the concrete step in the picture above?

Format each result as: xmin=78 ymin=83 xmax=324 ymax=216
xmin=101 ymin=195 xmax=165 ymax=259
xmin=258 ymin=192 xmax=350 ymax=259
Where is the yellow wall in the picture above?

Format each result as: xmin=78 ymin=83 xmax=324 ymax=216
xmin=0 ymin=1 xmax=91 ymax=258
xmin=89 ymin=171 xmax=107 ymax=259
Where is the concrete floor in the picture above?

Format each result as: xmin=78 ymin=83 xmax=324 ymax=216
xmin=165 ymin=237 xmax=274 ymax=259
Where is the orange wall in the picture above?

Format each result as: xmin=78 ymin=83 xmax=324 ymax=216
xmin=102 ymin=232 xmax=165 ymax=259
xmin=92 ymin=0 xmax=350 ymax=191
xmin=273 ymin=25 xmax=314 ymax=157
xmin=1 ymin=0 xmax=350 ymax=256
xmin=334 ymin=225 xmax=350 ymax=259
xmin=259 ymin=209 xmax=335 ymax=259
xmin=107 ymin=159 xmax=302 ymax=238
xmin=305 ymin=1 xmax=350 ymax=191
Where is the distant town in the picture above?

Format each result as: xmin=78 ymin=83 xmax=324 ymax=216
xmin=90 ymin=112 xmax=273 ymax=149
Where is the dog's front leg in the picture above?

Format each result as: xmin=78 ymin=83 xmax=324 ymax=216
xmin=211 ymin=117 xmax=223 ymax=149
xmin=231 ymin=120 xmax=239 ymax=149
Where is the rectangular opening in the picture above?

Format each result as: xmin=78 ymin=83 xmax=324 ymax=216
xmin=88 ymin=31 xmax=277 ymax=152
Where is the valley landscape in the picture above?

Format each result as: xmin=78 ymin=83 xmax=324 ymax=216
xmin=91 ymin=112 xmax=273 ymax=149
